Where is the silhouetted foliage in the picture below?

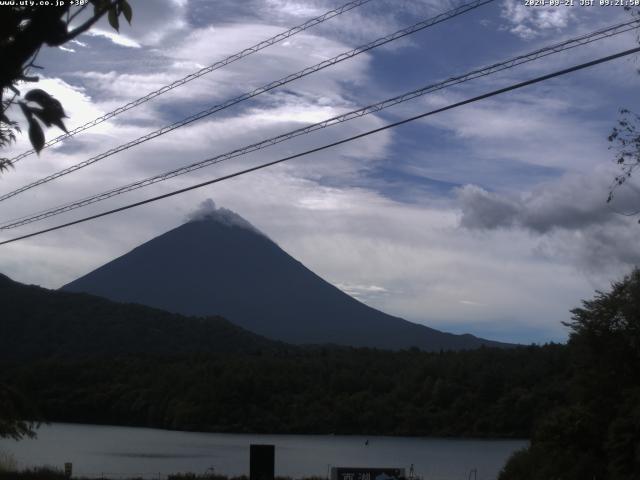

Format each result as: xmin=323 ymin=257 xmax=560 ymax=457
xmin=608 ymin=109 xmax=640 ymax=220
xmin=0 ymin=468 xmax=67 ymax=480
xmin=0 ymin=345 xmax=569 ymax=438
xmin=500 ymin=268 xmax=640 ymax=480
xmin=0 ymin=383 xmax=39 ymax=440
xmin=0 ymin=470 xmax=317 ymax=480
xmin=0 ymin=0 xmax=132 ymax=169
xmin=607 ymin=8 xmax=640 ymax=218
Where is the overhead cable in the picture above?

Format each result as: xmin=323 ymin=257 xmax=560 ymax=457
xmin=0 ymin=0 xmax=495 ymax=202
xmin=8 ymin=0 xmax=374 ymax=164
xmin=1 ymin=19 xmax=637 ymax=229
xmin=1 ymin=45 xmax=639 ymax=246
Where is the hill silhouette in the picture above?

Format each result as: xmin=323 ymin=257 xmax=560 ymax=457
xmin=0 ymin=273 xmax=282 ymax=359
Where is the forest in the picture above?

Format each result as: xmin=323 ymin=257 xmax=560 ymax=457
xmin=0 ymin=344 xmax=567 ymax=438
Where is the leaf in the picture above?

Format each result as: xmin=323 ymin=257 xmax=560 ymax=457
xmin=90 ymin=0 xmax=100 ymax=16
xmin=51 ymin=117 xmax=68 ymax=133
xmin=31 ymin=109 xmax=52 ymax=127
xmin=108 ymin=6 xmax=119 ymax=31
xmin=18 ymin=102 xmax=33 ymax=120
xmin=27 ymin=118 xmax=45 ymax=154
xmin=90 ymin=0 xmax=108 ymax=16
xmin=0 ymin=159 xmax=14 ymax=173
xmin=25 ymin=89 xmax=67 ymax=120
xmin=31 ymin=109 xmax=68 ymax=133
xmin=24 ymin=89 xmax=53 ymax=106
xmin=120 ymin=0 xmax=132 ymax=24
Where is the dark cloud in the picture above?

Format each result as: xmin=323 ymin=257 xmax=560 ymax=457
xmin=457 ymin=173 xmax=640 ymax=273
xmin=457 ymin=174 xmax=639 ymax=233
xmin=457 ymin=185 xmax=519 ymax=229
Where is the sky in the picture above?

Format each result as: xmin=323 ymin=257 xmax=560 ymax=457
xmin=1 ymin=0 xmax=639 ymax=344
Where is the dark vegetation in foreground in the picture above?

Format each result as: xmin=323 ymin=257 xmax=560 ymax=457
xmin=499 ymin=269 xmax=640 ymax=480
xmin=0 ymin=468 xmax=320 ymax=480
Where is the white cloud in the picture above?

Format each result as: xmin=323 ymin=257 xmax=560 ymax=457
xmin=85 ymin=30 xmax=142 ymax=48
xmin=500 ymin=0 xmax=574 ymax=39
xmin=186 ymin=198 xmax=264 ymax=234
xmin=264 ymin=0 xmax=326 ymax=18
xmin=80 ymin=0 xmax=188 ymax=47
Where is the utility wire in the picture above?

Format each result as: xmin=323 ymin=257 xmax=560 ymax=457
xmin=0 ymin=0 xmax=494 ymax=203
xmin=1 ymin=46 xmax=638 ymax=246
xmin=7 ymin=0 xmax=374 ymax=164
xmin=2 ymin=19 xmax=637 ymax=230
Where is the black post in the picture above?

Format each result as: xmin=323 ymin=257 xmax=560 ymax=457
xmin=250 ymin=444 xmax=275 ymax=480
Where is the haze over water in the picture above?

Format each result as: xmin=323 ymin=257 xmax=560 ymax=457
xmin=0 ymin=423 xmax=526 ymax=480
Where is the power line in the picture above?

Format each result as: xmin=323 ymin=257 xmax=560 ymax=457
xmin=2 ymin=46 xmax=638 ymax=247
xmin=0 ymin=0 xmax=495 ymax=203
xmin=7 ymin=0 xmax=374 ymax=164
xmin=2 ymin=19 xmax=637 ymax=230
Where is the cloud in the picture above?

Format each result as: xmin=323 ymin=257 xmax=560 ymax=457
xmin=500 ymin=0 xmax=574 ymax=39
xmin=85 ymin=30 xmax=142 ymax=48
xmin=457 ymin=172 xmax=636 ymax=234
xmin=457 ymin=171 xmax=640 ymax=274
xmin=82 ymin=0 xmax=188 ymax=47
xmin=459 ymin=299 xmax=487 ymax=307
xmin=185 ymin=198 xmax=265 ymax=235
xmin=457 ymin=184 xmax=519 ymax=230
xmin=264 ymin=0 xmax=326 ymax=18
xmin=336 ymin=282 xmax=390 ymax=300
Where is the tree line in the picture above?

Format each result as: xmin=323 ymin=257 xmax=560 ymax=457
xmin=0 ymin=344 xmax=568 ymax=438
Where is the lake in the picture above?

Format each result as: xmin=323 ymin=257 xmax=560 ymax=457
xmin=0 ymin=423 xmax=526 ymax=480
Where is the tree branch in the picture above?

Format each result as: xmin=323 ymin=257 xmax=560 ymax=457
xmin=68 ymin=3 xmax=89 ymax=23
xmin=64 ymin=1 xmax=118 ymax=41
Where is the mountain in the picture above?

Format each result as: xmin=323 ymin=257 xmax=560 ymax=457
xmin=62 ymin=203 xmax=510 ymax=351
xmin=0 ymin=273 xmax=283 ymax=359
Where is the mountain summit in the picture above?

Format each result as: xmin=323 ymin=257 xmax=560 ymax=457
xmin=63 ymin=200 xmax=508 ymax=351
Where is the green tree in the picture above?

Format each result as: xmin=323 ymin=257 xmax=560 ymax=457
xmin=500 ymin=269 xmax=640 ymax=480
xmin=607 ymin=8 xmax=640 ymax=214
xmin=0 ymin=0 xmax=133 ymax=171
xmin=0 ymin=384 xmax=39 ymax=440
xmin=607 ymin=108 xmax=640 ymax=217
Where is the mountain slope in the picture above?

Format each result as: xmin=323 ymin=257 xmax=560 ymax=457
xmin=0 ymin=273 xmax=283 ymax=359
xmin=62 ymin=206 xmax=509 ymax=351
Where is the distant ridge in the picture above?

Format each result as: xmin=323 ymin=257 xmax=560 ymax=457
xmin=0 ymin=273 xmax=282 ymax=359
xmin=63 ymin=200 xmax=511 ymax=351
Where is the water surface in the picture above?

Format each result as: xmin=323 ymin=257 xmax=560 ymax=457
xmin=0 ymin=423 xmax=526 ymax=480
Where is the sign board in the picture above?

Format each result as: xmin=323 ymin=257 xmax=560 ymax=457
xmin=64 ymin=463 xmax=72 ymax=478
xmin=331 ymin=467 xmax=405 ymax=480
